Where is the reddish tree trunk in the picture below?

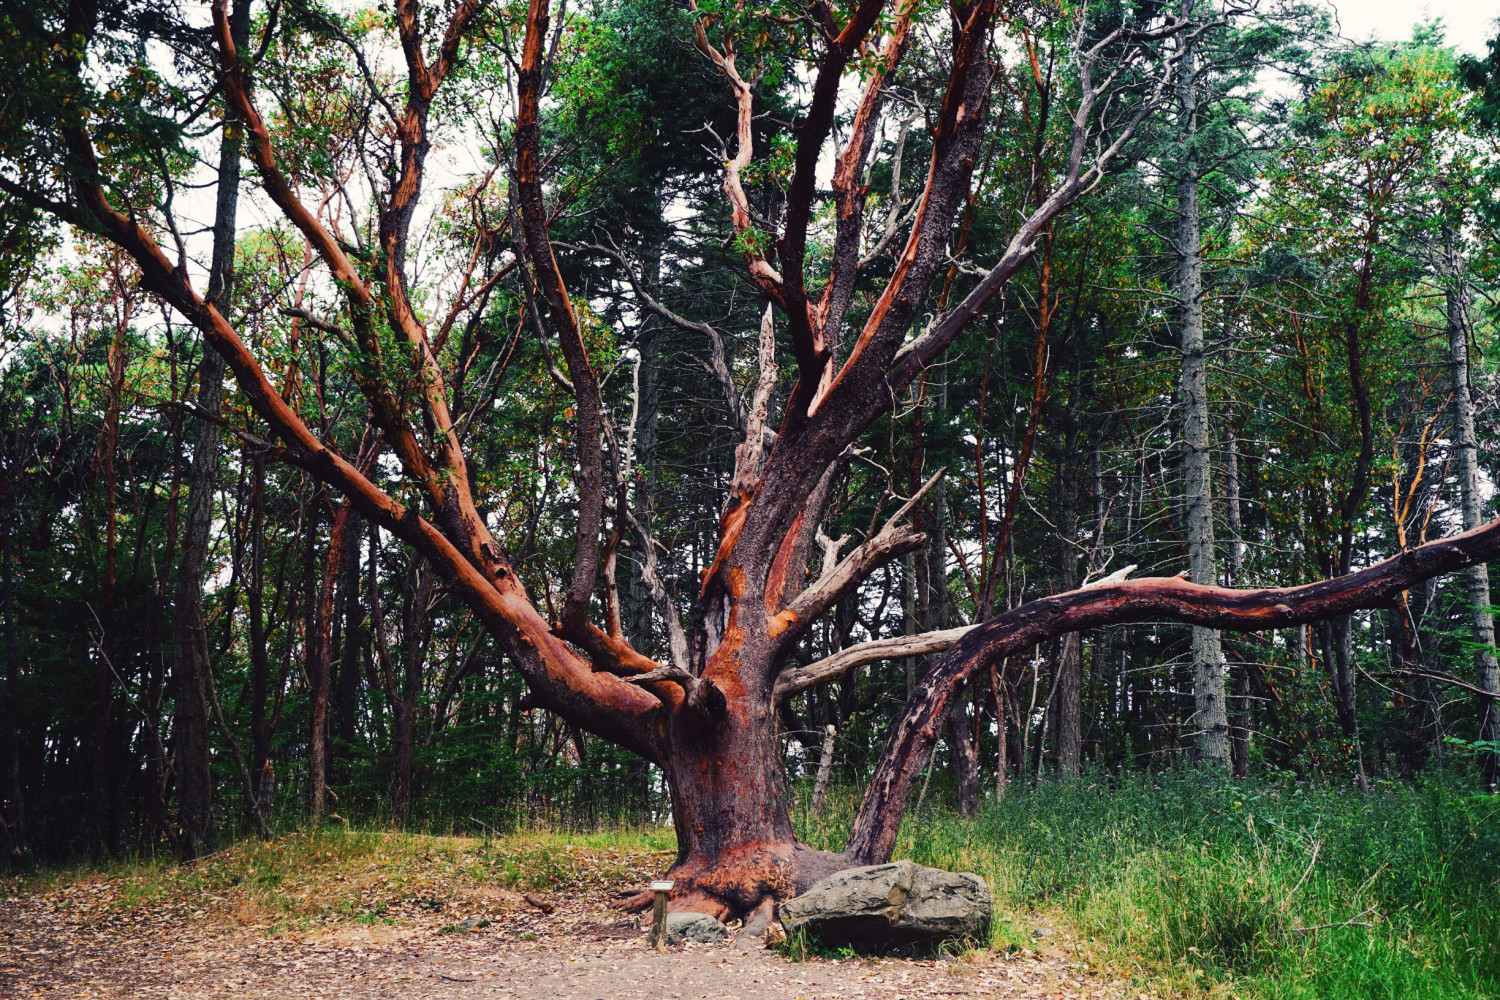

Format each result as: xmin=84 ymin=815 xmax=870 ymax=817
xmin=308 ymin=497 xmax=359 ymax=824
xmin=651 ymin=673 xmax=846 ymax=917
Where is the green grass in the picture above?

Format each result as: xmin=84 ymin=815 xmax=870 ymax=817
xmin=11 ymin=776 xmax=1496 ymax=998
xmin=2 ymin=824 xmax=676 ymax=933
xmin=799 ymin=771 xmax=1500 ymax=999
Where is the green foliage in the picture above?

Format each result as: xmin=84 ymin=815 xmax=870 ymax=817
xmin=799 ymin=773 xmax=1500 ymax=999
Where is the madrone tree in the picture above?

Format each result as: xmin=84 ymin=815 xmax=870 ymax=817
xmin=8 ymin=0 xmax=1500 ymax=924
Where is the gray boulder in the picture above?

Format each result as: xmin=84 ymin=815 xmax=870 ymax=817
xmin=664 ymin=911 xmax=729 ymax=945
xmin=779 ymin=860 xmax=991 ymax=948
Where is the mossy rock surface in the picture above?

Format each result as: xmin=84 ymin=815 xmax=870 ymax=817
xmin=779 ymin=860 xmax=991 ymax=949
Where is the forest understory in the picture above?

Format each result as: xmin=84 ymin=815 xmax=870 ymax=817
xmin=0 ymin=824 xmax=1120 ymax=1000
xmin=4 ymin=772 xmax=1495 ymax=1000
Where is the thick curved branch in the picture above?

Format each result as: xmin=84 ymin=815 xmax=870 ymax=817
xmin=845 ymin=511 xmax=1500 ymax=865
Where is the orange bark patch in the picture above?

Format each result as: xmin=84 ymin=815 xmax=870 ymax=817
xmin=700 ymin=500 xmax=750 ymax=598
xmin=767 ymin=609 xmax=799 ymax=638
xmin=764 ymin=511 xmax=805 ymax=615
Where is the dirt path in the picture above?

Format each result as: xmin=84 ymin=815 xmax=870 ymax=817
xmin=0 ymin=840 xmax=1145 ymax=1000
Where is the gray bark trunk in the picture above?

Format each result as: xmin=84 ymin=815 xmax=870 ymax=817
xmin=1174 ymin=7 xmax=1229 ymax=767
xmin=1446 ymin=257 xmax=1500 ymax=774
xmin=809 ymin=723 xmax=836 ymax=814
xmin=1055 ymin=408 xmax=1083 ymax=776
xmin=1225 ymin=433 xmax=1249 ymax=775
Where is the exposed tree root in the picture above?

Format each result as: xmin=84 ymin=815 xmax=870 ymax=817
xmin=615 ymin=841 xmax=851 ymax=924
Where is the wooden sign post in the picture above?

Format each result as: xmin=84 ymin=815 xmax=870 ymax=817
xmin=649 ymin=880 xmax=673 ymax=951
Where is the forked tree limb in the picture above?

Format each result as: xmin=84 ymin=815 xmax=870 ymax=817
xmin=689 ymin=2 xmax=785 ymax=301
xmin=377 ymin=0 xmax=486 ymax=509
xmin=723 ymin=0 xmax=1003 ymax=579
xmin=888 ymin=16 xmax=1187 ymax=390
xmin=776 ymin=469 xmax=946 ymax=647
xmin=844 ymin=513 xmax=1500 ymax=864
xmin=212 ymin=1 xmax=442 ymax=504
xmin=817 ymin=1 xmax=917 ymax=350
xmin=773 ymin=0 xmax=890 ymax=412
xmin=804 ymin=0 xmax=1001 ymax=421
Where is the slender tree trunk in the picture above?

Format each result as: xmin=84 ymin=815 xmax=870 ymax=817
xmin=171 ymin=343 xmax=225 ymax=858
xmin=144 ymin=390 xmax=184 ymax=844
xmin=809 ymin=723 xmax=836 ymax=814
xmin=247 ymin=451 xmax=273 ymax=824
xmin=1 ymin=529 xmax=24 ymax=869
xmin=90 ymin=291 xmax=129 ymax=860
xmin=1446 ymin=258 xmax=1500 ymax=784
xmin=945 ymin=685 xmax=981 ymax=815
xmin=624 ymin=322 xmax=660 ymax=651
xmin=1225 ymin=433 xmax=1249 ymax=776
xmin=168 ymin=0 xmax=251 ymax=858
xmin=991 ymin=661 xmax=1008 ymax=797
xmin=333 ymin=513 xmax=363 ymax=777
xmin=1174 ymin=8 xmax=1229 ymax=768
xmin=308 ymin=496 xmax=358 ymax=824
xmin=392 ymin=560 xmax=433 ymax=825
xmin=623 ymin=312 xmax=659 ymax=811
xmin=300 ymin=501 xmax=324 ymax=822
xmin=1331 ymin=617 xmax=1359 ymax=737
xmin=1056 ymin=408 xmax=1084 ymax=776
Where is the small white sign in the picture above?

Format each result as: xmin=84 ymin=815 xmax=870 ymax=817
xmin=650 ymin=880 xmax=675 ymax=892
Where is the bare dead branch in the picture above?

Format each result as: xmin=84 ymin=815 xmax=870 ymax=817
xmin=775 ymin=625 xmax=977 ymax=702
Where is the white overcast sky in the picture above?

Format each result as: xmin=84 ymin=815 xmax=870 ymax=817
xmin=1334 ymin=1 xmax=1498 ymax=54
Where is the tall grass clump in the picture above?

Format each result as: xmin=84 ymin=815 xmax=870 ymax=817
xmin=796 ymin=771 xmax=1500 ymax=998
